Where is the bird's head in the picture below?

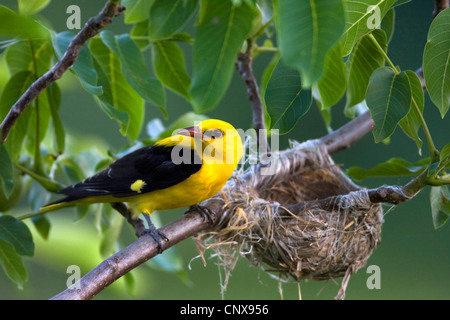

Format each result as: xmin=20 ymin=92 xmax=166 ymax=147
xmin=177 ymin=119 xmax=243 ymax=166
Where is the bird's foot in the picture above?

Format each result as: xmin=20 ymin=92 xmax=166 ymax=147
xmin=187 ymin=204 xmax=214 ymax=225
xmin=140 ymin=214 xmax=168 ymax=254
xmin=111 ymin=202 xmax=146 ymax=238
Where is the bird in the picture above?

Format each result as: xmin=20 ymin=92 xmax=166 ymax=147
xmin=41 ymin=119 xmax=244 ymax=252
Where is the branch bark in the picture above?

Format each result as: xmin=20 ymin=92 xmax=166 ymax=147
xmin=282 ymin=186 xmax=414 ymax=217
xmin=51 ymin=200 xmax=224 ymax=300
xmin=236 ymin=40 xmax=269 ymax=152
xmin=0 ymin=0 xmax=124 ymax=143
xmin=320 ymin=111 xmax=373 ymax=154
xmin=433 ymin=0 xmax=449 ymax=18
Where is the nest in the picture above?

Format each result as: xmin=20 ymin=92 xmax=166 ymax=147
xmin=197 ymin=140 xmax=384 ymax=299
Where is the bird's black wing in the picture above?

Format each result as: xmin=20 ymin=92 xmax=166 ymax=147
xmin=54 ymin=144 xmax=202 ymax=203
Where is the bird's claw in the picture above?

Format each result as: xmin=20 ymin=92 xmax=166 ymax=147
xmin=141 ymin=214 xmax=168 ymax=254
xmin=187 ymin=204 xmax=214 ymax=225
xmin=141 ymin=227 xmax=168 ymax=254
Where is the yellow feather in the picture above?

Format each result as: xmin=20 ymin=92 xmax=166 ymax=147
xmin=130 ymin=179 xmax=146 ymax=193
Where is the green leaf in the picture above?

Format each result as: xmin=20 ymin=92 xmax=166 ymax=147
xmin=31 ymin=215 xmax=51 ymax=240
xmin=152 ymin=40 xmax=191 ymax=99
xmin=47 ymin=82 xmax=65 ymax=154
xmin=345 ymin=29 xmax=387 ymax=117
xmin=52 ymin=31 xmax=102 ymax=95
xmin=149 ymin=0 xmax=198 ymax=40
xmin=123 ymin=272 xmax=136 ymax=296
xmin=58 ymin=158 xmax=86 ymax=184
xmin=190 ymin=0 xmax=257 ymax=112
xmin=380 ymin=8 xmax=395 ymax=43
xmin=428 ymin=161 xmax=440 ymax=178
xmin=6 ymin=39 xmax=53 ymax=76
xmin=28 ymin=179 xmax=50 ymax=212
xmin=0 ymin=215 xmax=34 ymax=256
xmin=260 ymin=53 xmax=281 ymax=130
xmin=430 ymin=186 xmax=450 ymax=229
xmin=0 ymin=39 xmax=20 ymax=54
xmin=274 ymin=0 xmax=345 ymax=87
xmin=0 ymin=71 xmax=35 ymax=161
xmin=130 ymin=20 xmax=150 ymax=50
xmin=346 ymin=157 xmax=429 ymax=180
xmin=15 ymin=163 xmax=62 ymax=193
xmin=264 ymin=59 xmax=312 ymax=134
xmin=25 ymin=82 xmax=52 ymax=156
xmin=316 ymin=43 xmax=346 ymax=108
xmin=366 ymin=67 xmax=411 ymax=142
xmin=423 ymin=7 xmax=450 ymax=118
xmin=440 ymin=143 xmax=450 ymax=165
xmin=399 ymin=70 xmax=425 ymax=155
xmin=393 ymin=0 xmax=411 ymax=6
xmin=90 ymin=38 xmax=144 ymax=141
xmin=0 ymin=239 xmax=27 ymax=289
xmin=0 ymin=5 xmax=49 ymax=39
xmin=18 ymin=0 xmax=50 ymax=16
xmin=100 ymin=31 xmax=166 ymax=110
xmin=340 ymin=0 xmax=397 ymax=56
xmin=94 ymin=97 xmax=130 ymax=139
xmin=0 ymin=145 xmax=14 ymax=198
xmin=122 ymin=0 xmax=154 ymax=24
xmin=100 ymin=210 xmax=123 ymax=258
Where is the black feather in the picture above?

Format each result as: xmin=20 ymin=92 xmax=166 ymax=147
xmin=54 ymin=144 xmax=202 ymax=203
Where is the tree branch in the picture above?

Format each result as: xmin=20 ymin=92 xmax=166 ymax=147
xmin=433 ymin=0 xmax=449 ymax=18
xmin=50 ymin=200 xmax=224 ymax=300
xmin=236 ymin=40 xmax=269 ymax=151
xmin=320 ymin=111 xmax=373 ymax=154
xmin=282 ymin=186 xmax=413 ymax=217
xmin=0 ymin=0 xmax=124 ymax=143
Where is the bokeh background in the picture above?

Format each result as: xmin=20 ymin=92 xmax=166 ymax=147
xmin=0 ymin=0 xmax=449 ymax=299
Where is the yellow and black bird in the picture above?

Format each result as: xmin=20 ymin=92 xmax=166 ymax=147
xmin=41 ymin=119 xmax=243 ymax=251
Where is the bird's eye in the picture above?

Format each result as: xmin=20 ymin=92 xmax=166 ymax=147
xmin=203 ymin=129 xmax=224 ymax=140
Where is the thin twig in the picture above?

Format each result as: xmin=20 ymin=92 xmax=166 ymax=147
xmin=415 ymin=67 xmax=427 ymax=92
xmin=236 ymin=40 xmax=269 ymax=152
xmin=320 ymin=111 xmax=373 ymax=154
xmin=0 ymin=0 xmax=124 ymax=143
xmin=433 ymin=0 xmax=449 ymax=18
xmin=281 ymin=185 xmax=415 ymax=218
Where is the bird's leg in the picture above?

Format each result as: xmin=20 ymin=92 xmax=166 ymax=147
xmin=142 ymin=214 xmax=168 ymax=254
xmin=111 ymin=202 xmax=146 ymax=238
xmin=187 ymin=204 xmax=214 ymax=225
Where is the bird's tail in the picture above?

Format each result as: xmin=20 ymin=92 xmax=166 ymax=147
xmin=40 ymin=197 xmax=76 ymax=212
xmin=16 ymin=198 xmax=77 ymax=221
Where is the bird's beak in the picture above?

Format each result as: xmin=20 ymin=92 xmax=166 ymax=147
xmin=177 ymin=126 xmax=203 ymax=139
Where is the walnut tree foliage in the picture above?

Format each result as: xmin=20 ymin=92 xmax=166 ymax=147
xmin=0 ymin=0 xmax=449 ymax=292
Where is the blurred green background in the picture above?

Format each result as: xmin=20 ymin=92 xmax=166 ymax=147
xmin=0 ymin=0 xmax=449 ymax=300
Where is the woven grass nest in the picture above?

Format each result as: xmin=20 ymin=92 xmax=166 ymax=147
xmin=197 ymin=140 xmax=384 ymax=299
